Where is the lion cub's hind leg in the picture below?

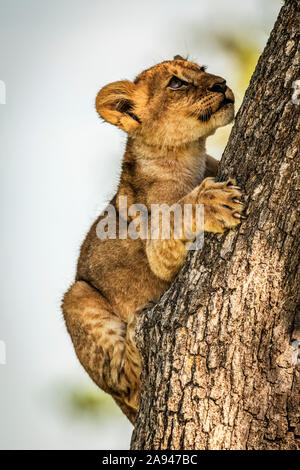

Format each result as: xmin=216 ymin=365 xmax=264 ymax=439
xmin=62 ymin=280 xmax=141 ymax=423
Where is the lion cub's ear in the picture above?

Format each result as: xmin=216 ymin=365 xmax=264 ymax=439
xmin=95 ymin=80 xmax=140 ymax=133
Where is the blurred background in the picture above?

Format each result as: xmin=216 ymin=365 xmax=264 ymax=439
xmin=0 ymin=0 xmax=282 ymax=450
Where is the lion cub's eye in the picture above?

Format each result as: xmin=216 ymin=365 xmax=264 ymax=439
xmin=167 ymin=76 xmax=188 ymax=89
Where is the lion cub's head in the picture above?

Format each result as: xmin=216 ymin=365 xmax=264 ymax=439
xmin=96 ymin=56 xmax=234 ymax=148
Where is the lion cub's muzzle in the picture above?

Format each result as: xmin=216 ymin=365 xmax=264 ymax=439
xmin=217 ymin=91 xmax=235 ymax=111
xmin=197 ymin=81 xmax=235 ymax=122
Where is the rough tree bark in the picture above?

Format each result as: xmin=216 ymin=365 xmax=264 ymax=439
xmin=131 ymin=0 xmax=300 ymax=450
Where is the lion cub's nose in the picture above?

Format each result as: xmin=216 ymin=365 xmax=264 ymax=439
xmin=209 ymin=81 xmax=227 ymax=94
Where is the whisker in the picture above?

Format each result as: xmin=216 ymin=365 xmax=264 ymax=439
xmin=198 ymin=107 xmax=212 ymax=122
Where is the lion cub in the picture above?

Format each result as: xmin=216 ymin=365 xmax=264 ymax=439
xmin=62 ymin=56 xmax=244 ymax=423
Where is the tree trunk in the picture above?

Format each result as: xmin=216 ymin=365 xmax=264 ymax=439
xmin=131 ymin=0 xmax=300 ymax=450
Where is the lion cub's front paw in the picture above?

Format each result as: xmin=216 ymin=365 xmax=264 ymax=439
xmin=198 ymin=177 xmax=245 ymax=233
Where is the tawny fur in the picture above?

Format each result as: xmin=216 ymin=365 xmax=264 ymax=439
xmin=62 ymin=56 xmax=244 ymax=424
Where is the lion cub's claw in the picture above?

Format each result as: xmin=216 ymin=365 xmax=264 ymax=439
xmin=198 ymin=177 xmax=246 ymax=233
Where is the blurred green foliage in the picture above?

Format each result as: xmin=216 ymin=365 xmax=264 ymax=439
xmin=50 ymin=380 xmax=121 ymax=421
xmin=186 ymin=24 xmax=264 ymax=157
xmin=68 ymin=387 xmax=111 ymax=416
xmin=212 ymin=32 xmax=261 ymax=154
xmin=215 ymin=32 xmax=261 ymax=105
